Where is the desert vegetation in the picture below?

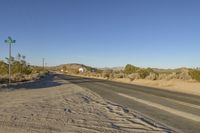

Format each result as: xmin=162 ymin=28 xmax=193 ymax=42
xmin=124 ymin=65 xmax=199 ymax=82
xmin=188 ymin=68 xmax=200 ymax=82
xmin=59 ymin=63 xmax=200 ymax=83
xmin=0 ymin=53 xmax=48 ymax=83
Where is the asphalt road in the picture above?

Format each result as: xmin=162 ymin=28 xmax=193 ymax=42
xmin=58 ymin=74 xmax=200 ymax=133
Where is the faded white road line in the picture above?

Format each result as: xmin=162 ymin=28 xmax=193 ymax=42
xmin=118 ymin=93 xmax=200 ymax=122
xmin=96 ymin=81 xmax=200 ymax=110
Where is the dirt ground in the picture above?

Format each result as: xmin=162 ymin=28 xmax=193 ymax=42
xmin=114 ymin=78 xmax=200 ymax=96
xmin=0 ymin=74 xmax=171 ymax=133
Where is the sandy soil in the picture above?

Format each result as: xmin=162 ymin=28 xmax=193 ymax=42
xmin=114 ymin=78 xmax=200 ymax=96
xmin=0 ymin=75 xmax=170 ymax=133
xmin=69 ymin=73 xmax=200 ymax=96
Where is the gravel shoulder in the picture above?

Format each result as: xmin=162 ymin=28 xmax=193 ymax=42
xmin=0 ymin=74 xmax=172 ymax=133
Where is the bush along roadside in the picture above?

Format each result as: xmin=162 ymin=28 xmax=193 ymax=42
xmin=0 ymin=53 xmax=49 ymax=84
xmin=189 ymin=69 xmax=200 ymax=82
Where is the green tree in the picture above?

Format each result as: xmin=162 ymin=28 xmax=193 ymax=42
xmin=124 ymin=64 xmax=139 ymax=74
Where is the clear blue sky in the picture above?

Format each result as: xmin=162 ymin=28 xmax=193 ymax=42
xmin=0 ymin=0 xmax=199 ymax=68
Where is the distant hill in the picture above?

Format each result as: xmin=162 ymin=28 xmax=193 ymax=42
xmin=112 ymin=67 xmax=125 ymax=71
xmin=56 ymin=63 xmax=99 ymax=72
xmin=152 ymin=67 xmax=189 ymax=73
xmin=52 ymin=63 xmax=200 ymax=82
xmin=100 ymin=67 xmax=124 ymax=71
xmin=58 ymin=63 xmax=85 ymax=69
xmin=55 ymin=63 xmax=193 ymax=74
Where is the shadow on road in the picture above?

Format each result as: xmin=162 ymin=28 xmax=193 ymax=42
xmin=1 ymin=74 xmax=63 ymax=90
xmin=58 ymin=74 xmax=106 ymax=84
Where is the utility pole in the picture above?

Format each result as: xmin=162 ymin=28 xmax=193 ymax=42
xmin=5 ymin=36 xmax=16 ymax=85
xmin=42 ymin=58 xmax=45 ymax=70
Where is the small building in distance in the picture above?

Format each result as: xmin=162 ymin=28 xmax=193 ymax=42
xmin=79 ymin=67 xmax=84 ymax=73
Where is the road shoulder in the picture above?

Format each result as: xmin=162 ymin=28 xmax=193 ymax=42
xmin=0 ymin=74 xmax=173 ymax=133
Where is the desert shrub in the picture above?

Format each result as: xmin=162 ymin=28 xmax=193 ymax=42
xmin=157 ymin=73 xmax=168 ymax=80
xmin=88 ymin=72 xmax=99 ymax=77
xmin=124 ymin=65 xmax=155 ymax=79
xmin=128 ymin=73 xmax=140 ymax=81
xmin=1 ymin=54 xmax=34 ymax=76
xmin=166 ymin=72 xmax=177 ymax=80
xmin=0 ymin=61 xmax=8 ymax=75
xmin=157 ymin=72 xmax=176 ymax=80
xmin=12 ymin=61 xmax=22 ymax=74
xmin=137 ymin=69 xmax=150 ymax=79
xmin=85 ymin=66 xmax=98 ymax=72
xmin=22 ymin=67 xmax=32 ymax=74
xmin=176 ymin=69 xmax=191 ymax=80
xmin=95 ymin=73 xmax=101 ymax=77
xmin=12 ymin=73 xmax=26 ymax=82
xmin=31 ymin=67 xmax=44 ymax=73
xmin=145 ymin=72 xmax=158 ymax=80
xmin=156 ymin=71 xmax=191 ymax=81
xmin=11 ymin=61 xmax=32 ymax=75
xmin=114 ymin=73 xmax=124 ymax=78
xmin=178 ymin=72 xmax=191 ymax=80
xmin=102 ymin=72 xmax=110 ymax=79
xmin=189 ymin=69 xmax=200 ymax=82
xmin=73 ymin=69 xmax=79 ymax=74
xmin=96 ymin=69 xmax=103 ymax=74
xmin=124 ymin=64 xmax=139 ymax=74
xmin=0 ymin=54 xmax=50 ymax=83
xmin=109 ymin=73 xmax=114 ymax=79
xmin=102 ymin=70 xmax=112 ymax=79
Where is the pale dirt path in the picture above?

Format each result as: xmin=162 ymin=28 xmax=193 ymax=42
xmin=0 ymin=74 xmax=171 ymax=133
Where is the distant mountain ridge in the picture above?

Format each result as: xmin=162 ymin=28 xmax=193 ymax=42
xmin=56 ymin=63 xmax=192 ymax=72
xmin=152 ymin=67 xmax=189 ymax=73
xmin=100 ymin=67 xmax=124 ymax=71
xmin=57 ymin=63 xmax=98 ymax=72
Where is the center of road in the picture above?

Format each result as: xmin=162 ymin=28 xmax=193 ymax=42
xmin=117 ymin=93 xmax=200 ymax=122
